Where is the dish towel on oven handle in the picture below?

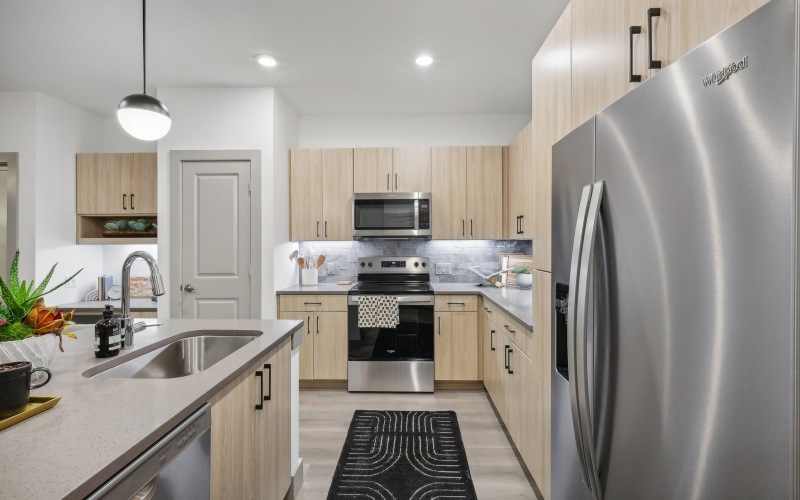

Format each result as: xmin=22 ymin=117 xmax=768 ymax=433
xmin=357 ymin=295 xmax=400 ymax=328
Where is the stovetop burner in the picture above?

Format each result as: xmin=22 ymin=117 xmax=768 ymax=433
xmin=349 ymin=281 xmax=434 ymax=295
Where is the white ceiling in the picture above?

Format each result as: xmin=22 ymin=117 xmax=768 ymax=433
xmin=0 ymin=0 xmax=569 ymax=117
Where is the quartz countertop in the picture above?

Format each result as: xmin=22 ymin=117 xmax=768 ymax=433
xmin=276 ymin=282 xmax=534 ymax=330
xmin=58 ymin=298 xmax=157 ymax=310
xmin=0 ymin=318 xmax=302 ymax=500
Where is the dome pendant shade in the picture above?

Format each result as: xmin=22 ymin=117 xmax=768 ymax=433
xmin=117 ymin=93 xmax=171 ymax=141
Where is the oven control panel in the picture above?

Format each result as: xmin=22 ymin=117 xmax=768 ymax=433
xmin=358 ymin=256 xmax=429 ymax=274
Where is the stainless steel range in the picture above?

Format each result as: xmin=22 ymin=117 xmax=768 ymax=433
xmin=347 ymin=256 xmax=434 ymax=392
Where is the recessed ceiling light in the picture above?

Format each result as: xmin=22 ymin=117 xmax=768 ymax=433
xmin=415 ymin=55 xmax=434 ymax=67
xmin=255 ymin=55 xmax=279 ymax=67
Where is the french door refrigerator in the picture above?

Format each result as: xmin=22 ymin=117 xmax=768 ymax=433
xmin=551 ymin=0 xmax=798 ymax=499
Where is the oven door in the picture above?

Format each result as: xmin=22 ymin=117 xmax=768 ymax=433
xmin=347 ymin=295 xmax=434 ymax=361
xmin=353 ymin=192 xmax=431 ymax=238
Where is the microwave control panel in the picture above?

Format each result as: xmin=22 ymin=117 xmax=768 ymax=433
xmin=419 ymin=201 xmax=430 ymax=229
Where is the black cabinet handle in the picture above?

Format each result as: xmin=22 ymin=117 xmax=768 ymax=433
xmin=387 ymin=173 xmax=390 ymax=191
xmin=504 ymin=324 xmax=516 ymax=334
xmin=447 ymin=302 xmax=466 ymax=306
xmin=122 ymin=194 xmax=127 ymax=210
xmin=324 ymin=221 xmax=328 ymax=238
xmin=316 ymin=221 xmax=320 ymax=238
xmin=483 ymin=306 xmax=492 ymax=313
xmin=130 ymin=193 xmax=135 ymax=210
xmin=470 ymin=219 xmax=473 ymax=237
xmin=647 ymin=8 xmax=662 ymax=69
xmin=395 ymin=173 xmax=398 ymax=191
xmin=508 ymin=348 xmax=514 ymax=374
xmin=255 ymin=370 xmax=264 ymax=410
xmin=519 ymin=215 xmax=524 ymax=234
xmin=316 ymin=316 xmax=320 ymax=334
xmin=303 ymin=302 xmax=322 ymax=305
xmin=629 ymin=26 xmax=643 ymax=83
xmin=306 ymin=315 xmax=311 ymax=335
xmin=462 ymin=220 xmax=465 ymax=237
xmin=263 ymin=363 xmax=272 ymax=401
xmin=490 ymin=330 xmax=496 ymax=351
xmin=504 ymin=345 xmax=510 ymax=370
xmin=438 ymin=316 xmax=442 ymax=334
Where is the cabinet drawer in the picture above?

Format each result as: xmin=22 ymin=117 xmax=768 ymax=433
xmin=279 ymin=294 xmax=347 ymax=312
xmin=435 ymin=295 xmax=478 ymax=312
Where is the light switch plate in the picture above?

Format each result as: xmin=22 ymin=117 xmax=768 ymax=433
xmin=64 ymin=277 xmax=77 ymax=289
xmin=327 ymin=263 xmax=336 ymax=275
xmin=435 ymin=263 xmax=452 ymax=275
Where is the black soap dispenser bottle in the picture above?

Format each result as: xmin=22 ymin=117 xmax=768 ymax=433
xmin=95 ymin=304 xmax=121 ymax=358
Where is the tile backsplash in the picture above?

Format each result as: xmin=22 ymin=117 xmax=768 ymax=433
xmin=296 ymin=240 xmax=533 ymax=284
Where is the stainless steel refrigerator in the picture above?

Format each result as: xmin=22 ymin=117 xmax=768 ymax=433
xmin=551 ymin=0 xmax=798 ymax=498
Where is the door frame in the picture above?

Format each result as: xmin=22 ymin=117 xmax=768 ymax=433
xmin=0 ymin=153 xmax=19 ymax=276
xmin=169 ymin=150 xmax=262 ymax=319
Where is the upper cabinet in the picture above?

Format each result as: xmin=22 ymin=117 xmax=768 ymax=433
xmin=75 ymin=153 xmax=157 ymax=245
xmin=507 ymin=124 xmax=534 ymax=240
xmin=571 ymin=0 xmax=770 ymax=128
xmin=531 ymin=5 xmax=572 ymax=272
xmin=431 ymin=146 xmax=503 ymax=240
xmin=290 ymin=148 xmax=354 ymax=241
xmin=353 ymin=147 xmax=431 ymax=193
xmin=76 ymin=153 xmax=157 ymax=215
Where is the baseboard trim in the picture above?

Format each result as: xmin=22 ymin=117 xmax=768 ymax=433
xmin=434 ymin=381 xmax=485 ymax=390
xmin=300 ymin=380 xmax=348 ymax=390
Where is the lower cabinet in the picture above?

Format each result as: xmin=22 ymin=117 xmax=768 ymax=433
xmin=209 ymin=338 xmax=291 ymax=500
xmin=435 ymin=296 xmax=479 ymax=381
xmin=278 ymin=295 xmax=348 ymax=381
xmin=481 ymin=300 xmax=545 ymax=498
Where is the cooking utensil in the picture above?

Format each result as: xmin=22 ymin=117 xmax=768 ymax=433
xmin=316 ymin=255 xmax=326 ymax=268
xmin=305 ymin=256 xmax=316 ymax=269
xmin=297 ymin=257 xmax=305 ymax=269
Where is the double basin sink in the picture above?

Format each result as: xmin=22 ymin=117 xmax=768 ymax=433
xmin=84 ymin=332 xmax=260 ymax=380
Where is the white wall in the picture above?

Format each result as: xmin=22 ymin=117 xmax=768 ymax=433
xmin=102 ymin=244 xmax=159 ymax=285
xmin=270 ymin=91 xmax=300 ymax=316
xmin=299 ymin=113 xmax=530 ymax=148
xmin=0 ymin=92 xmax=38 ymax=280
xmin=102 ymin=118 xmax=157 ymax=153
xmin=156 ymin=87 xmax=277 ymax=319
xmin=34 ymin=93 xmax=106 ymax=305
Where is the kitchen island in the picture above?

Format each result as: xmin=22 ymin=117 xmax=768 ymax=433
xmin=0 ymin=318 xmax=303 ymax=500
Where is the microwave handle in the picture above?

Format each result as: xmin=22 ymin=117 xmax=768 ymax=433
xmin=414 ymin=199 xmax=420 ymax=230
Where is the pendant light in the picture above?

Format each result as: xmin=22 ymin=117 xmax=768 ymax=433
xmin=117 ymin=0 xmax=171 ymax=141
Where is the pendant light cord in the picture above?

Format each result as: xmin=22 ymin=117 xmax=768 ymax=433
xmin=142 ymin=0 xmax=147 ymax=95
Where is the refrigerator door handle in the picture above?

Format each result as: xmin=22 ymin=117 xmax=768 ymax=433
xmin=576 ymin=180 xmax=605 ymax=500
xmin=567 ymin=183 xmax=594 ymax=490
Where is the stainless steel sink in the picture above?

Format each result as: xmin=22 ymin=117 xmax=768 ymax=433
xmin=89 ymin=334 xmax=258 ymax=379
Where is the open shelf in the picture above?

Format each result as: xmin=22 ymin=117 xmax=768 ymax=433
xmin=77 ymin=214 xmax=157 ymax=245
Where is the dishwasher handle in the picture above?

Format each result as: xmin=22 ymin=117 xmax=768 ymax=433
xmin=85 ymin=404 xmax=212 ymax=499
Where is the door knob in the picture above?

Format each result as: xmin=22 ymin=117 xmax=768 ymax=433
xmin=182 ymin=284 xmax=195 ymax=293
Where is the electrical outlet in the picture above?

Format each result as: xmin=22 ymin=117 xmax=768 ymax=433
xmin=435 ymin=263 xmax=452 ymax=275
xmin=64 ymin=277 xmax=77 ymax=289
xmin=327 ymin=263 xmax=336 ymax=276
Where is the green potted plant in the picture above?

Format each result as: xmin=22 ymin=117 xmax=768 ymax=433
xmin=0 ymin=251 xmax=82 ymax=377
xmin=513 ymin=265 xmax=533 ymax=289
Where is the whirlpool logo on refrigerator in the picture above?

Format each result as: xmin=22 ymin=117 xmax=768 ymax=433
xmin=702 ymin=56 xmax=748 ymax=87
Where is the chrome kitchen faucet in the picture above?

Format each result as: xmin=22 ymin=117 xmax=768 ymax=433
xmin=120 ymin=251 xmax=165 ymax=349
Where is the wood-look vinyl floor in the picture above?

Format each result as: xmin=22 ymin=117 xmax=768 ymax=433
xmin=296 ymin=390 xmax=539 ymax=500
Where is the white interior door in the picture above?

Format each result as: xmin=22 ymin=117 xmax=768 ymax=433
xmin=180 ymin=160 xmax=251 ymax=319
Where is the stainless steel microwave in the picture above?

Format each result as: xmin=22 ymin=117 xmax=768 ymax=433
xmin=353 ymin=192 xmax=431 ymax=239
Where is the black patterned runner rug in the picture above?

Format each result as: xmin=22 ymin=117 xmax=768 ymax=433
xmin=328 ymin=410 xmax=478 ymax=500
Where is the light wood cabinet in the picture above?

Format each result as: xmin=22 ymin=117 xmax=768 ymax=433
xmin=75 ymin=153 xmax=157 ymax=244
xmin=279 ymin=295 xmax=348 ymax=381
xmin=353 ymin=148 xmax=393 ymax=193
xmin=76 ymin=153 xmax=157 ymax=215
xmin=393 ymin=147 xmax=431 ymax=192
xmin=507 ymin=124 xmax=534 ymax=239
xmin=532 ymin=270 xmax=552 ymax=500
xmin=210 ymin=339 xmax=291 ymax=500
xmin=289 ymin=148 xmax=353 ymax=241
xmin=531 ymin=4 xmax=572 ymax=272
xmin=432 ymin=146 xmax=504 ymax=240
xmin=352 ymin=147 xmax=431 ymax=193
xmin=435 ymin=311 xmax=479 ymax=381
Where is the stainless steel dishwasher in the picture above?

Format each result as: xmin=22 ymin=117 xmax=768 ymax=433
xmin=86 ymin=404 xmax=211 ymax=500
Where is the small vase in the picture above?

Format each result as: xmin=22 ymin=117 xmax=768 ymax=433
xmin=516 ymin=273 xmax=533 ymax=289
xmin=0 ymin=334 xmax=58 ymax=383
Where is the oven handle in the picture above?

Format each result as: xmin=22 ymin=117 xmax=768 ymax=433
xmin=348 ymin=295 xmax=434 ymax=306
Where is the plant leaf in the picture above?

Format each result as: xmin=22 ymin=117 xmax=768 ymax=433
xmin=30 ymin=263 xmax=56 ymax=298
xmin=39 ymin=268 xmax=83 ymax=298
xmin=0 ymin=278 xmax=25 ymax=322
xmin=8 ymin=250 xmax=19 ymax=289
